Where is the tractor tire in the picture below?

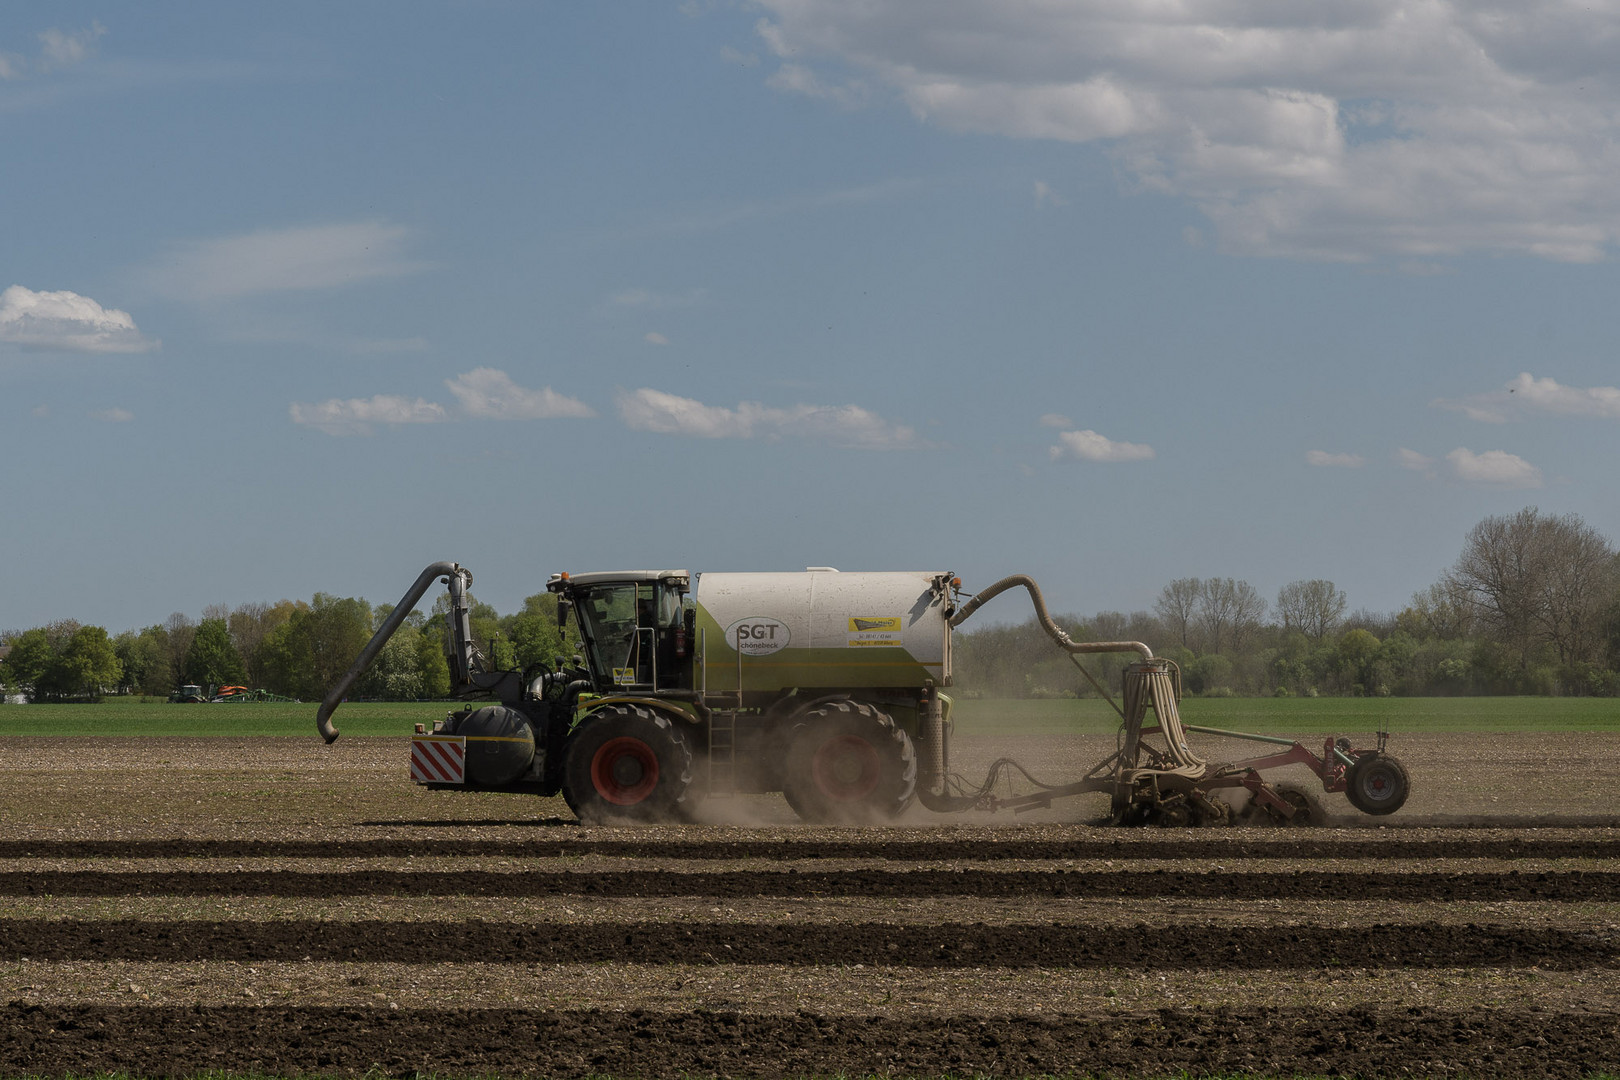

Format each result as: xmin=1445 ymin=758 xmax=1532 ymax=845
xmin=1345 ymin=752 xmax=1410 ymax=816
xmin=781 ymin=701 xmax=917 ymax=824
xmin=562 ymin=704 xmax=693 ymax=824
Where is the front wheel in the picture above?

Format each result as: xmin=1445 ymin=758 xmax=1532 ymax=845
xmin=781 ymin=701 xmax=916 ymax=824
xmin=1345 ymin=753 xmax=1410 ymax=815
xmin=562 ymin=705 xmax=693 ymax=824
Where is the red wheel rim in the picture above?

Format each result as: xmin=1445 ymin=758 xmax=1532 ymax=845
xmin=591 ymin=737 xmax=660 ymax=805
xmin=810 ymin=734 xmax=881 ymax=802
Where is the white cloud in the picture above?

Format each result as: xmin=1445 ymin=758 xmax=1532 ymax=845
xmin=1445 ymin=447 xmax=1543 ymax=488
xmin=444 ymin=368 xmax=595 ymax=421
xmin=1038 ymin=413 xmax=1072 ymax=428
xmin=0 ymin=285 xmax=158 ymax=353
xmin=289 ymin=395 xmax=447 ymax=437
xmin=1306 ymin=450 xmax=1364 ymax=468
xmin=90 ymin=407 xmax=132 ymax=422
xmin=1 ymin=22 xmax=102 ymax=80
xmin=1396 ymin=448 xmax=1435 ymax=471
xmin=37 ymin=24 xmax=105 ymax=71
xmin=616 ymin=387 xmax=917 ymax=449
xmin=145 ymin=222 xmax=428 ymax=301
xmin=644 ymin=332 xmax=671 ymax=346
xmin=1506 ymin=373 xmax=1620 ymax=418
xmin=291 ymin=369 xmax=595 ymax=435
xmin=753 ymin=1 xmax=1620 ymax=262
xmin=766 ymin=62 xmax=869 ymax=108
xmin=1435 ymin=372 xmax=1620 ymax=423
xmin=1033 ymin=180 xmax=1065 ymax=208
xmin=1049 ymin=429 xmax=1155 ymax=463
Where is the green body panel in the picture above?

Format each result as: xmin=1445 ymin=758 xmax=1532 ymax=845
xmin=693 ymin=606 xmax=942 ymax=694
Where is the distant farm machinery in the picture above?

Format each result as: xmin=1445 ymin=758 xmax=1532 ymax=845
xmin=317 ymin=563 xmax=1410 ymax=826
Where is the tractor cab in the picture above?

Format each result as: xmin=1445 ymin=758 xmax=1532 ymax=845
xmin=549 ymin=570 xmax=691 ymax=692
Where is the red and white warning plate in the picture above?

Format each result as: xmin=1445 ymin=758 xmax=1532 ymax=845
xmin=411 ymin=735 xmax=466 ymax=784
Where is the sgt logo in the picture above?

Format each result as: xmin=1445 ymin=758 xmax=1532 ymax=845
xmin=847 ymin=616 xmax=902 ymax=647
xmin=725 ymin=617 xmax=791 ymax=657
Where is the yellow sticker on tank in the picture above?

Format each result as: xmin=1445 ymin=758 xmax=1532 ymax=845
xmin=848 ymin=617 xmax=901 ymax=632
xmin=847 ymin=616 xmax=902 ymax=646
xmin=612 ymin=667 xmax=635 ymax=685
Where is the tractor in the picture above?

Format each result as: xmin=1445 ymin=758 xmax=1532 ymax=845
xmin=316 ymin=562 xmax=1410 ymax=825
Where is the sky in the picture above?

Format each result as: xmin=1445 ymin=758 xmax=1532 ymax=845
xmin=4 ymin=0 xmax=1620 ymax=636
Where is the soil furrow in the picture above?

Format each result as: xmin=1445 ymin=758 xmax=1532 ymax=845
xmin=2 ymin=868 xmax=1616 ymax=901
xmin=2 ymin=1003 xmax=1616 ymax=1079
xmin=6 ymin=837 xmax=1620 ymax=860
xmin=2 ymin=919 xmax=1615 ymax=968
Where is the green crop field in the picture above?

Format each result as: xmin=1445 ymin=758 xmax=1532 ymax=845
xmin=0 ymin=694 xmax=1615 ymax=738
xmin=0 ymin=699 xmax=449 ymax=737
xmin=948 ymin=694 xmax=1620 ymax=736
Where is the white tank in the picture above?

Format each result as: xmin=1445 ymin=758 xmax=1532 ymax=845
xmin=693 ymin=569 xmax=952 ymax=692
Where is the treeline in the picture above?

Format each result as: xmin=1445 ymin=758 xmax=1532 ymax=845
xmin=954 ymin=508 xmax=1620 ymax=699
xmin=5 ymin=508 xmax=1617 ymax=703
xmin=1 ymin=591 xmax=577 ymax=704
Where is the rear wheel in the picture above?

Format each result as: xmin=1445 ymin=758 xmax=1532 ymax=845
xmin=782 ymin=701 xmax=916 ymax=824
xmin=563 ymin=705 xmax=693 ymax=824
xmin=1345 ymin=753 xmax=1410 ymax=815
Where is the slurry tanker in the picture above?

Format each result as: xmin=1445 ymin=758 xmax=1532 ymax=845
xmin=316 ymin=562 xmax=1410 ymax=825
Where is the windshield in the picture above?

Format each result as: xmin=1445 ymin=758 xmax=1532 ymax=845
xmin=571 ymin=580 xmax=687 ymax=687
xmin=575 ymin=583 xmax=639 ymax=679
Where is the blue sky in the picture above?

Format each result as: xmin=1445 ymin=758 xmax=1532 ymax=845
xmin=5 ymin=1 xmax=1619 ymax=635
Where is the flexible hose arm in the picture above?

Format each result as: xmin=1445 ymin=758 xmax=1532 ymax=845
xmin=316 ymin=561 xmax=470 ymax=744
xmin=949 ymin=574 xmax=1154 ymax=661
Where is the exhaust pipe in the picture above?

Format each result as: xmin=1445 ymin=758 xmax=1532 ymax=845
xmin=316 ymin=561 xmax=470 ymax=744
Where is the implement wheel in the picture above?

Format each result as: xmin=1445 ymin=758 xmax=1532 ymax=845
xmin=563 ymin=704 xmax=693 ymax=824
xmin=1345 ymin=753 xmax=1410 ymax=816
xmin=782 ymin=701 xmax=916 ymax=824
xmin=1243 ymin=785 xmax=1324 ymax=827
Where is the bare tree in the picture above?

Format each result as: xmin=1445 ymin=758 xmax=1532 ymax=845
xmin=1197 ymin=578 xmax=1266 ymax=653
xmin=1398 ymin=581 xmax=1474 ymax=640
xmin=1153 ymin=578 xmax=1201 ymax=649
xmin=1275 ymin=579 xmax=1347 ymax=640
xmin=1447 ymin=508 xmax=1618 ymax=668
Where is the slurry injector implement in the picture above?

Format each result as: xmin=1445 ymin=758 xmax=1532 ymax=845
xmin=317 ymin=563 xmax=1410 ymax=825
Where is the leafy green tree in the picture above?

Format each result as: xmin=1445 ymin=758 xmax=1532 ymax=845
xmin=58 ymin=625 xmax=122 ymax=701
xmin=1337 ymin=628 xmax=1381 ymax=694
xmin=121 ymin=626 xmax=174 ymax=697
xmin=257 ymin=618 xmax=306 ymax=699
xmin=301 ymin=593 xmax=374 ymax=698
xmin=417 ymin=631 xmax=451 ymax=699
xmin=2 ymin=628 xmax=54 ymax=701
xmin=504 ymin=592 xmax=578 ymax=673
xmin=357 ymin=624 xmax=425 ymax=700
xmin=184 ymin=618 xmax=247 ymax=689
xmin=163 ymin=613 xmax=196 ymax=690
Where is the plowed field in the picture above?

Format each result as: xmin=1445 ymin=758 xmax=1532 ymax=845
xmin=2 ymin=731 xmax=1619 ymax=1078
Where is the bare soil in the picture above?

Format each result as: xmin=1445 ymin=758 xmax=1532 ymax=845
xmin=2 ymin=731 xmax=1619 ymax=1077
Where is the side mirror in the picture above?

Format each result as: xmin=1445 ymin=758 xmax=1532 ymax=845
xmin=557 ymin=599 xmax=572 ymax=628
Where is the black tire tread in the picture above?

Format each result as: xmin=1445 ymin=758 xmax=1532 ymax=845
xmin=562 ymin=704 xmax=694 ymax=824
